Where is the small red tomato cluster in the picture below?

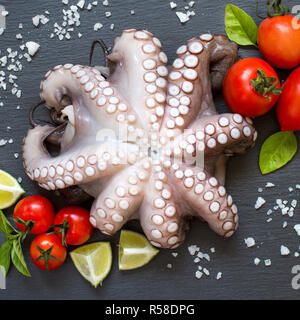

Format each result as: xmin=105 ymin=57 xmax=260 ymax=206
xmin=223 ymin=13 xmax=300 ymax=131
xmin=13 ymin=196 xmax=93 ymax=271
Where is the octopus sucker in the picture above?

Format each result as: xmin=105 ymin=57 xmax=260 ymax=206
xmin=22 ymin=29 xmax=257 ymax=248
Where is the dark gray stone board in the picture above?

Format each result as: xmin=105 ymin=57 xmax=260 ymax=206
xmin=0 ymin=0 xmax=300 ymax=300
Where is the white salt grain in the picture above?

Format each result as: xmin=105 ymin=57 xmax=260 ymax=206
xmin=244 ymin=237 xmax=255 ymax=248
xmin=254 ymin=258 xmax=260 ymax=265
xmin=294 ymin=224 xmax=300 ymax=236
xmin=280 ymin=245 xmax=290 ymax=256
xmin=25 ymin=41 xmax=40 ymax=56
xmin=265 ymin=182 xmax=275 ymax=188
xmin=264 ymin=259 xmax=271 ymax=266
xmin=255 ymin=197 xmax=266 ymax=209
xmin=176 ymin=12 xmax=189 ymax=23
xmin=216 ymin=272 xmax=222 ymax=280
xmin=195 ymin=271 xmax=203 ymax=279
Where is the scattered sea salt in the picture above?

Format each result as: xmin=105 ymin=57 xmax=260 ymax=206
xmin=171 ymin=252 xmax=178 ymax=258
xmin=254 ymin=258 xmax=260 ymax=265
xmin=195 ymin=271 xmax=203 ymax=279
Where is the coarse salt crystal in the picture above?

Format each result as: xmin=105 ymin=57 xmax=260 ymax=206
xmin=77 ymin=0 xmax=85 ymax=9
xmin=167 ymin=263 xmax=172 ymax=269
xmin=294 ymin=224 xmax=300 ymax=236
xmin=254 ymin=258 xmax=260 ymax=265
xmin=264 ymin=259 xmax=271 ymax=266
xmin=171 ymin=252 xmax=178 ymax=258
xmin=188 ymin=245 xmax=199 ymax=256
xmin=244 ymin=237 xmax=255 ymax=248
xmin=195 ymin=271 xmax=203 ymax=279
xmin=216 ymin=272 xmax=222 ymax=280
xmin=94 ymin=23 xmax=103 ymax=31
xmin=170 ymin=1 xmax=177 ymax=9
xmin=265 ymin=182 xmax=275 ymax=188
xmin=280 ymin=245 xmax=290 ymax=256
xmin=203 ymin=268 xmax=210 ymax=276
xmin=283 ymin=221 xmax=288 ymax=228
xmin=25 ymin=41 xmax=40 ymax=56
xmin=176 ymin=11 xmax=189 ymax=23
xmin=255 ymin=197 xmax=266 ymax=209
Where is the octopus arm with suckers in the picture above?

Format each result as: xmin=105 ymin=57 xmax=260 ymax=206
xmin=22 ymin=29 xmax=257 ymax=249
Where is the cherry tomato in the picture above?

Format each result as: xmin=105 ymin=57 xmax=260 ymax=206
xmin=54 ymin=206 xmax=93 ymax=246
xmin=223 ymin=58 xmax=281 ymax=117
xmin=13 ymin=195 xmax=55 ymax=235
xmin=30 ymin=234 xmax=67 ymax=271
xmin=277 ymin=66 xmax=300 ymax=131
xmin=258 ymin=15 xmax=300 ymax=69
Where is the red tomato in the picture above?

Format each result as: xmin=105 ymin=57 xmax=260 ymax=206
xmin=223 ymin=58 xmax=281 ymax=117
xmin=30 ymin=234 xmax=67 ymax=271
xmin=258 ymin=15 xmax=300 ymax=69
xmin=54 ymin=206 xmax=93 ymax=246
xmin=277 ymin=66 xmax=300 ymax=131
xmin=13 ymin=195 xmax=55 ymax=235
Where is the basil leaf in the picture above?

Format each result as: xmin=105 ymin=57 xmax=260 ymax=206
xmin=259 ymin=131 xmax=298 ymax=174
xmin=11 ymin=239 xmax=31 ymax=277
xmin=0 ymin=241 xmax=12 ymax=276
xmin=225 ymin=4 xmax=258 ymax=46
xmin=0 ymin=210 xmax=16 ymax=235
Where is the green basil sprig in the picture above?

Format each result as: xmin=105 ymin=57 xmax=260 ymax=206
xmin=225 ymin=4 xmax=258 ymax=47
xmin=0 ymin=210 xmax=31 ymax=277
xmin=259 ymin=131 xmax=298 ymax=174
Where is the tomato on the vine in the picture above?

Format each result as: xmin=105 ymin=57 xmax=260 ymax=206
xmin=277 ymin=66 xmax=300 ymax=131
xmin=258 ymin=15 xmax=300 ymax=69
xmin=53 ymin=206 xmax=93 ymax=246
xmin=13 ymin=195 xmax=55 ymax=235
xmin=223 ymin=58 xmax=281 ymax=117
xmin=30 ymin=234 xmax=67 ymax=271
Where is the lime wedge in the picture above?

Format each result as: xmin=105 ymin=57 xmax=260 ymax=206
xmin=0 ymin=169 xmax=25 ymax=209
xmin=70 ymin=242 xmax=112 ymax=288
xmin=119 ymin=230 xmax=159 ymax=270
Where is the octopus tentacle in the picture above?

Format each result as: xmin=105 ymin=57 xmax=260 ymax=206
xmin=169 ymin=163 xmax=238 ymax=238
xmin=139 ymin=164 xmax=186 ymax=249
xmin=41 ymin=64 xmax=144 ymax=141
xmin=108 ymin=29 xmax=168 ymax=133
xmin=23 ymin=125 xmax=136 ymax=190
xmin=170 ymin=113 xmax=257 ymax=163
xmin=161 ymin=33 xmax=238 ymax=140
xmin=89 ymin=160 xmax=151 ymax=234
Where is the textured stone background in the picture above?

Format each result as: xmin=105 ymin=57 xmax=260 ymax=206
xmin=0 ymin=0 xmax=300 ymax=300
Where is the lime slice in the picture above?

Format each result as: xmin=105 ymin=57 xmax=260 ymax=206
xmin=70 ymin=242 xmax=112 ymax=288
xmin=0 ymin=169 xmax=25 ymax=209
xmin=119 ymin=230 xmax=159 ymax=270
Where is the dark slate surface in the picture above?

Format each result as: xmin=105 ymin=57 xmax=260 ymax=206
xmin=0 ymin=0 xmax=300 ymax=300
